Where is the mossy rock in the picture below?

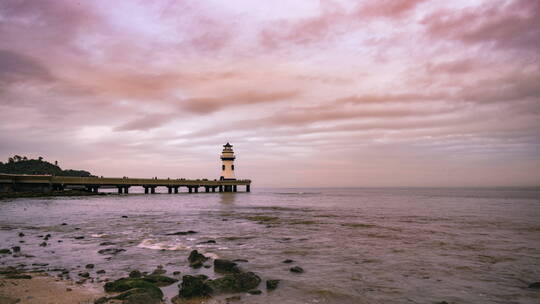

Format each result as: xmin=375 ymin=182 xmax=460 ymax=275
xmin=113 ymin=288 xmax=162 ymax=304
xmin=207 ymin=272 xmax=261 ymax=293
xmin=187 ymin=250 xmax=208 ymax=268
xmin=129 ymin=270 xmax=142 ymax=278
xmin=178 ymin=275 xmax=212 ymax=298
xmin=214 ymin=259 xmax=240 ymax=273
xmin=104 ymin=278 xmax=163 ymax=299
xmin=266 ymin=279 xmax=280 ymax=291
xmin=142 ymin=275 xmax=178 ymax=287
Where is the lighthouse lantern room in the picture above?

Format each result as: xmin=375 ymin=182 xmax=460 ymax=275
xmin=220 ymin=142 xmax=236 ymax=180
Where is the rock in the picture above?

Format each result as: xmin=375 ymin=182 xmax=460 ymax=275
xmin=121 ymin=215 xmax=128 ymax=218
xmin=6 ymin=274 xmax=32 ymax=279
xmin=166 ymin=230 xmax=197 ymax=235
xmin=0 ymin=295 xmax=20 ymax=304
xmin=99 ymin=241 xmax=115 ymax=246
xmin=112 ymin=287 xmax=163 ymax=304
xmin=98 ymin=248 xmax=125 ymax=255
xmin=32 ymin=263 xmax=48 ymax=266
xmin=173 ymin=271 xmax=181 ymax=276
xmin=198 ymin=240 xmax=216 ymax=244
xmin=529 ymin=282 xmax=540 ymax=289
xmin=11 ymin=246 xmax=21 ymax=253
xmin=44 ymin=234 xmax=51 ymax=240
xmin=85 ymin=264 xmax=95 ymax=269
xmin=282 ymin=259 xmax=294 ymax=264
xmin=290 ymin=266 xmax=304 ymax=273
xmin=39 ymin=242 xmax=47 ymax=247
xmin=214 ymin=259 xmax=240 ymax=273
xmin=66 ymin=288 xmax=72 ymax=291
xmin=207 ymin=272 xmax=261 ymax=293
xmin=178 ymin=275 xmax=212 ymax=298
xmin=57 ymin=240 xmax=63 ymax=243
xmin=266 ymin=279 xmax=280 ymax=290
xmin=142 ymin=275 xmax=178 ymax=287
xmin=151 ymin=268 xmax=166 ymax=275
xmin=188 ymin=250 xmax=208 ymax=268
xmin=104 ymin=277 xmax=163 ymax=301
xmin=18 ymin=232 xmax=25 ymax=237
xmin=0 ymin=267 xmax=20 ymax=275
xmin=97 ymin=270 xmax=106 ymax=274
xmin=248 ymin=289 xmax=262 ymax=295
xmin=0 ymin=249 xmax=11 ymax=254
xmin=79 ymin=272 xmax=90 ymax=278
xmin=129 ymin=270 xmax=142 ymax=278
xmin=61 ymin=223 xmax=68 ymax=225
xmin=225 ymin=295 xmax=241 ymax=302
xmin=74 ymin=236 xmax=85 ymax=240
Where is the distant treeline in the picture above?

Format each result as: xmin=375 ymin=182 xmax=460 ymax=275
xmin=0 ymin=155 xmax=93 ymax=177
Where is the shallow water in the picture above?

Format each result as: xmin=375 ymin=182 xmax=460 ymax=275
xmin=1 ymin=187 xmax=539 ymax=303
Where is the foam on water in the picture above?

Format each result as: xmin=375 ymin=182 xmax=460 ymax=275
xmin=137 ymin=239 xmax=190 ymax=251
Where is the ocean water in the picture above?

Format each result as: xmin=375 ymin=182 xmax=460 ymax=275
xmin=0 ymin=187 xmax=539 ymax=304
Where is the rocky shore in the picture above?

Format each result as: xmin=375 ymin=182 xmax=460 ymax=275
xmin=1 ymin=242 xmax=296 ymax=304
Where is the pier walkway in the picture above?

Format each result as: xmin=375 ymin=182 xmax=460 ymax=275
xmin=0 ymin=174 xmax=251 ymax=194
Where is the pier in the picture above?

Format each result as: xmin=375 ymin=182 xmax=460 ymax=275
xmin=0 ymin=174 xmax=251 ymax=194
xmin=0 ymin=143 xmax=251 ymax=195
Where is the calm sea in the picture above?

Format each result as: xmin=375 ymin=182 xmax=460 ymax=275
xmin=1 ymin=187 xmax=539 ymax=303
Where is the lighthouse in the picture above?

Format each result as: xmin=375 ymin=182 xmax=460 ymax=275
xmin=220 ymin=142 xmax=236 ymax=180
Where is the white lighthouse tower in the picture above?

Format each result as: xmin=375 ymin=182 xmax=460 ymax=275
xmin=220 ymin=143 xmax=236 ymax=180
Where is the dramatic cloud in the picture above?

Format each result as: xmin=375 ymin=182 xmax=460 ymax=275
xmin=0 ymin=0 xmax=539 ymax=187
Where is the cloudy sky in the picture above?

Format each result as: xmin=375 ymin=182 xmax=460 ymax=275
xmin=1 ymin=0 xmax=539 ymax=187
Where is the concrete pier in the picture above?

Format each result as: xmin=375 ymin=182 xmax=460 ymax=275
xmin=0 ymin=174 xmax=252 ymax=195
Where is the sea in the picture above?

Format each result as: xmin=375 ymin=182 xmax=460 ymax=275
xmin=0 ymin=187 xmax=539 ymax=304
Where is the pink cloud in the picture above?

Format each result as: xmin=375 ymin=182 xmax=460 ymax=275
xmin=423 ymin=0 xmax=540 ymax=52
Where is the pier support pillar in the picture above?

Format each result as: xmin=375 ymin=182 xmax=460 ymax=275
xmin=168 ymin=187 xmax=172 ymax=194
xmin=117 ymin=187 xmax=122 ymax=194
xmin=188 ymin=187 xmax=192 ymax=193
xmin=233 ymin=185 xmax=237 ymax=192
xmin=151 ymin=187 xmax=156 ymax=194
xmin=174 ymin=187 xmax=179 ymax=194
xmin=246 ymin=185 xmax=250 ymax=192
xmin=144 ymin=187 xmax=149 ymax=194
xmin=205 ymin=186 xmax=210 ymax=193
xmin=124 ymin=186 xmax=129 ymax=194
xmin=212 ymin=187 xmax=216 ymax=193
xmin=219 ymin=185 xmax=223 ymax=192
xmin=194 ymin=187 xmax=199 ymax=193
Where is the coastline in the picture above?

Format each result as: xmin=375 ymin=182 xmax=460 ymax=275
xmin=0 ymin=190 xmax=106 ymax=200
xmin=0 ymin=272 xmax=104 ymax=304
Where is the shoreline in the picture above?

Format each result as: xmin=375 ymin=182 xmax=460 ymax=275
xmin=0 ymin=190 xmax=106 ymax=200
xmin=0 ymin=272 xmax=104 ymax=304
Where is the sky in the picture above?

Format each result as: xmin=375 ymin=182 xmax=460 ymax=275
xmin=1 ymin=0 xmax=539 ymax=187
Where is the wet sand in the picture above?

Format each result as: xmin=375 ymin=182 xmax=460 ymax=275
xmin=0 ymin=273 xmax=104 ymax=304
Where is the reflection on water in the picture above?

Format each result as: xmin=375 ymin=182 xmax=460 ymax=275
xmin=0 ymin=187 xmax=539 ymax=304
xmin=219 ymin=192 xmax=237 ymax=204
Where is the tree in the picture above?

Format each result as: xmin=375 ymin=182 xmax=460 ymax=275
xmin=38 ymin=156 xmax=43 ymax=161
xmin=8 ymin=157 xmax=14 ymax=163
xmin=22 ymin=156 xmax=28 ymax=161
xmin=13 ymin=155 xmax=22 ymax=162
